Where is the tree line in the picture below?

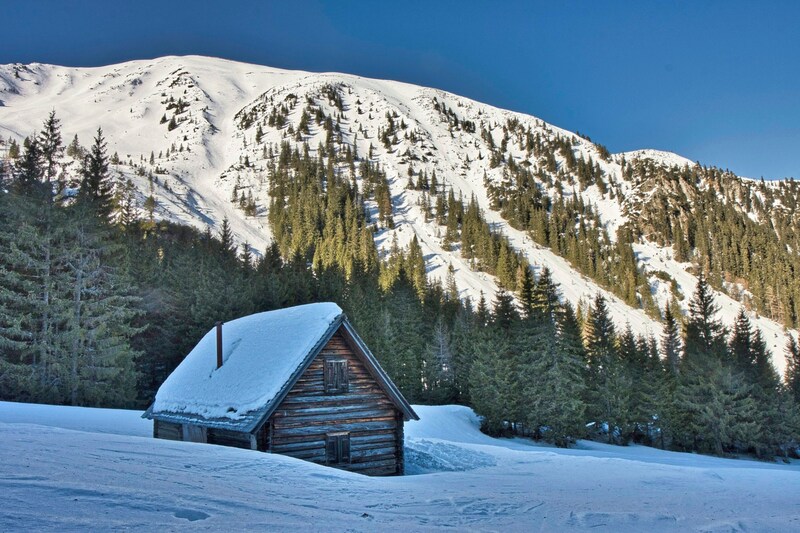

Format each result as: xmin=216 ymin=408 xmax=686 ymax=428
xmin=1 ymin=113 xmax=799 ymax=460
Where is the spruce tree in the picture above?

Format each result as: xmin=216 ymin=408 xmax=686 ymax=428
xmin=585 ymin=293 xmax=630 ymax=443
xmin=57 ymin=205 xmax=141 ymax=406
xmin=66 ymin=134 xmax=83 ymax=159
xmin=682 ymin=362 xmax=759 ymax=455
xmin=469 ymin=324 xmax=513 ymax=435
xmin=14 ymin=137 xmax=45 ymax=197
xmin=683 ymin=273 xmax=728 ymax=365
xmin=218 ymin=217 xmax=236 ymax=260
xmin=492 ymin=288 xmax=517 ymax=330
xmin=38 ymin=111 xmax=64 ymax=190
xmin=518 ymin=274 xmax=586 ymax=445
xmin=673 ymin=277 xmax=758 ymax=454
xmin=449 ymin=306 xmax=475 ymax=403
xmin=374 ymin=278 xmax=425 ymax=401
xmin=730 ymin=308 xmax=755 ymax=373
xmin=79 ymin=128 xmax=114 ymax=219
xmin=786 ymin=336 xmax=800 ymax=404
xmin=421 ymin=317 xmax=456 ymax=403
xmin=517 ymin=264 xmax=534 ymax=317
xmin=661 ymin=303 xmax=682 ymax=375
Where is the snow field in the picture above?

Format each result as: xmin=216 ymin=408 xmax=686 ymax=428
xmin=1 ymin=401 xmax=798 ymax=532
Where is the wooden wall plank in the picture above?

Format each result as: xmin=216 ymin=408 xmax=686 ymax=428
xmin=207 ymin=428 xmax=252 ymax=450
xmin=154 ymin=420 xmax=182 ymax=441
xmin=268 ymin=329 xmax=404 ymax=476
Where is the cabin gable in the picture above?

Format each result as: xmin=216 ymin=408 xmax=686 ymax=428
xmin=268 ymin=329 xmax=405 ymax=476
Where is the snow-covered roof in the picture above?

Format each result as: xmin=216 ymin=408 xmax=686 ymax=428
xmin=146 ymin=302 xmax=417 ymax=431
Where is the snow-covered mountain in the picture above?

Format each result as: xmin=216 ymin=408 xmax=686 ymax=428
xmin=0 ymin=55 xmax=794 ymax=373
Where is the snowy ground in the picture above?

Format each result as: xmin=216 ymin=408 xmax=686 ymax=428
xmin=1 ymin=402 xmax=798 ymax=531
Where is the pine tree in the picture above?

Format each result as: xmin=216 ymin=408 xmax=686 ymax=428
xmin=517 ymin=264 xmax=534 ymax=317
xmin=683 ymin=273 xmax=728 ymax=366
xmin=38 ymin=111 xmax=64 ymax=190
xmin=585 ymin=293 xmax=631 ymax=443
xmin=492 ymin=288 xmax=517 ymax=330
xmin=57 ymin=206 xmax=141 ymax=406
xmin=786 ymin=335 xmax=800 ymax=404
xmin=79 ymin=128 xmax=114 ymax=220
xmin=661 ymin=302 xmax=682 ymax=375
xmin=469 ymin=325 xmax=513 ymax=435
xmin=14 ymin=137 xmax=45 ymax=197
xmin=729 ymin=308 xmax=755 ymax=373
xmin=518 ymin=273 xmax=586 ymax=446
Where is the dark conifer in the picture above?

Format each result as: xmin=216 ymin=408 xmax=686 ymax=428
xmin=786 ymin=336 xmax=800 ymax=404
xmin=492 ymin=288 xmax=517 ymax=330
xmin=661 ymin=303 xmax=682 ymax=375
xmin=79 ymin=128 xmax=114 ymax=219
xmin=38 ymin=111 xmax=64 ymax=189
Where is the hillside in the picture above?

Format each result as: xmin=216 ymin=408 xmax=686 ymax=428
xmin=1 ymin=401 xmax=798 ymax=531
xmin=1 ymin=55 xmax=798 ymax=373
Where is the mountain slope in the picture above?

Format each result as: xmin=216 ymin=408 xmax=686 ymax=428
xmin=0 ymin=56 xmax=796 ymax=372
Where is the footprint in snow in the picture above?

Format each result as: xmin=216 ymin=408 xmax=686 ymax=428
xmin=173 ymin=509 xmax=210 ymax=522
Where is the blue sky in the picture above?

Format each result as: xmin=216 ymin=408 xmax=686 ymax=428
xmin=4 ymin=0 xmax=798 ymax=179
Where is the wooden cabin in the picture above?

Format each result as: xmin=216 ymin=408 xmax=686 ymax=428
xmin=144 ymin=303 xmax=419 ymax=476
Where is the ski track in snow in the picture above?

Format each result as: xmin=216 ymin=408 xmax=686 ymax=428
xmin=0 ymin=56 xmax=796 ymax=374
xmin=0 ymin=401 xmax=798 ymax=532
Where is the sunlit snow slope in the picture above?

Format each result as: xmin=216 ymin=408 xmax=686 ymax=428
xmin=0 ymin=401 xmax=798 ymax=532
xmin=0 ymin=56 xmax=795 ymax=372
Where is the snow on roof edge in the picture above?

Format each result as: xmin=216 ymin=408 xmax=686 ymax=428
xmin=151 ymin=303 xmax=344 ymax=425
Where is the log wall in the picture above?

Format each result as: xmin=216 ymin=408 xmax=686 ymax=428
xmin=269 ymin=329 xmax=403 ymax=476
xmin=154 ymin=419 xmax=182 ymax=441
xmin=207 ymin=428 xmax=254 ymax=450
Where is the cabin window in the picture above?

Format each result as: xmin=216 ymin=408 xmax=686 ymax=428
xmin=326 ymin=432 xmax=351 ymax=465
xmin=324 ymin=359 xmax=349 ymax=394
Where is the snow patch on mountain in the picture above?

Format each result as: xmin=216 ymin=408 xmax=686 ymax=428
xmin=620 ymin=149 xmax=696 ymax=169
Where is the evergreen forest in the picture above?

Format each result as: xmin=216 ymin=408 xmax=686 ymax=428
xmin=2 ymin=113 xmax=800 ymax=460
